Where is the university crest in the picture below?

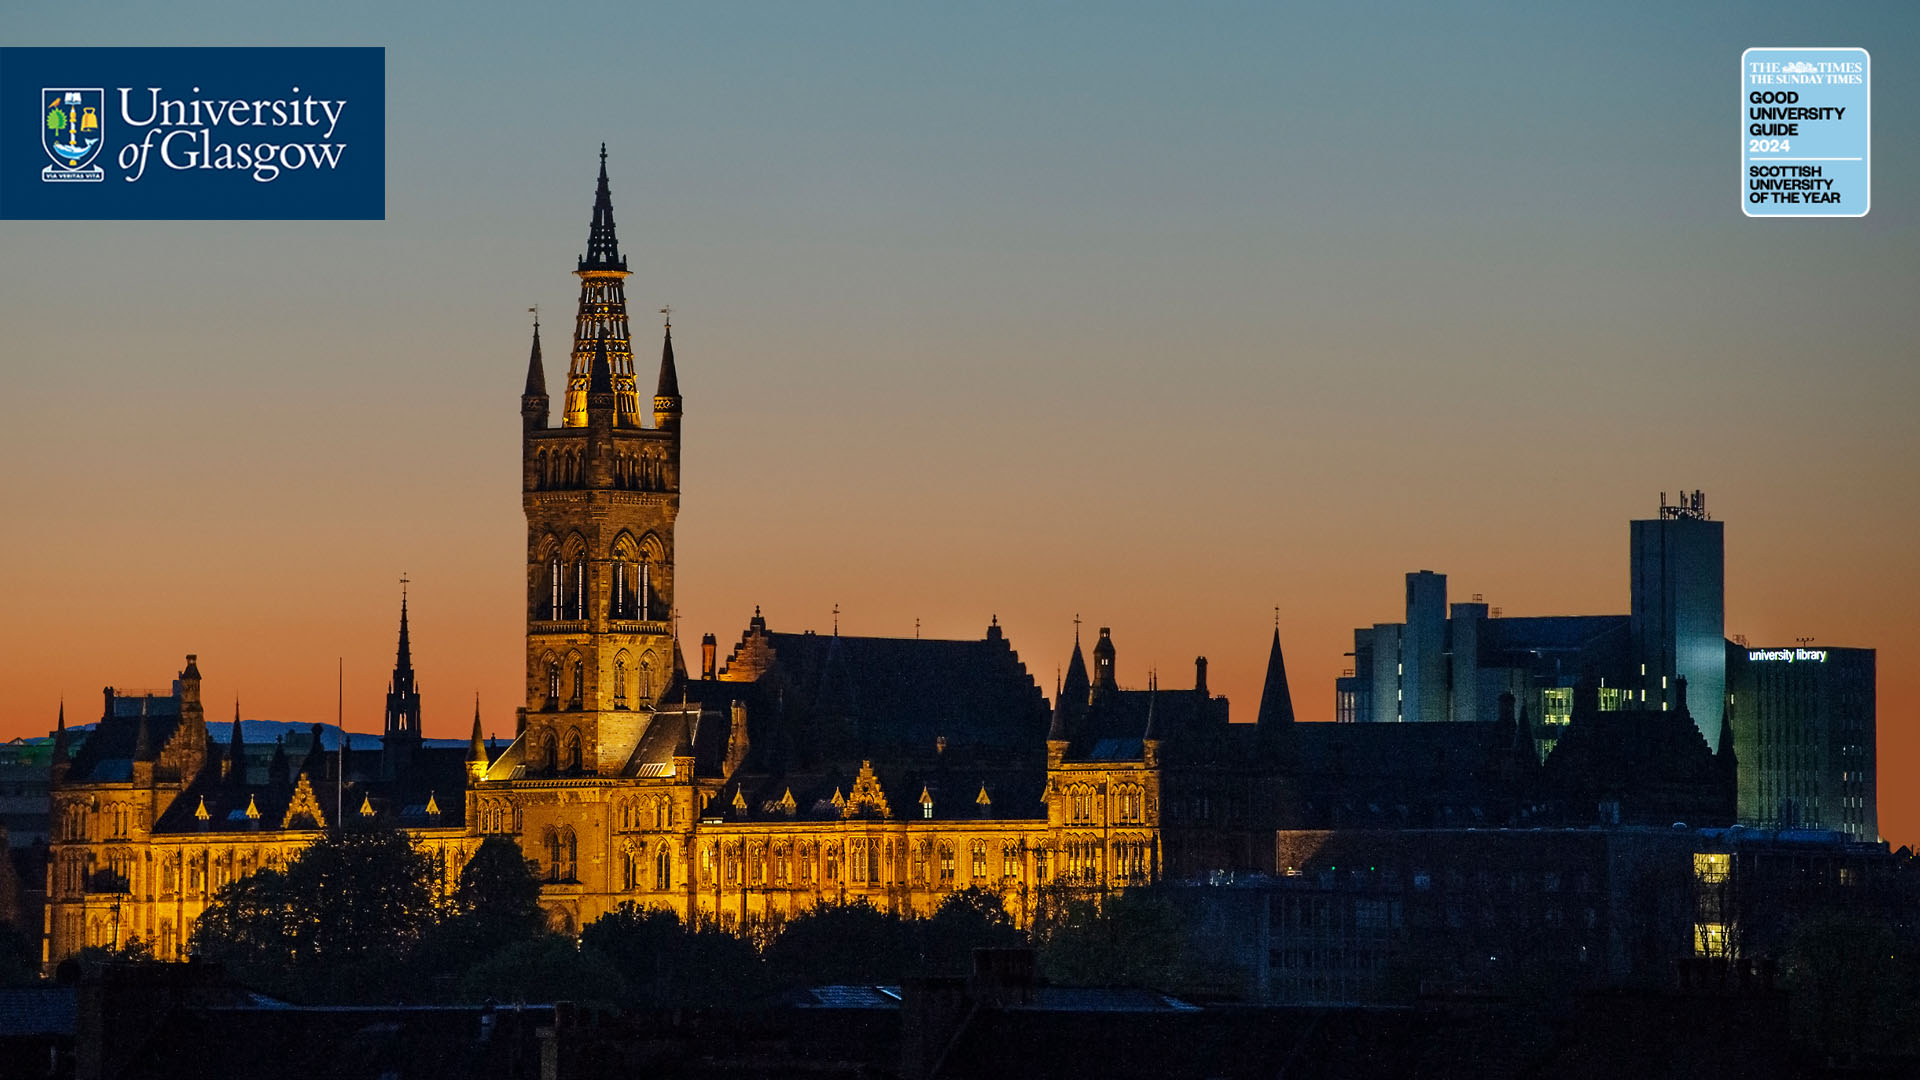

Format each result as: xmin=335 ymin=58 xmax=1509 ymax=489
xmin=42 ymin=87 xmax=105 ymax=182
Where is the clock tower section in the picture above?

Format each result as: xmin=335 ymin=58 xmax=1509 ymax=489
xmin=518 ymin=146 xmax=684 ymax=776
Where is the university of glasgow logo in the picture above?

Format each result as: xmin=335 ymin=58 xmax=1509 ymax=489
xmin=41 ymin=87 xmax=106 ymax=182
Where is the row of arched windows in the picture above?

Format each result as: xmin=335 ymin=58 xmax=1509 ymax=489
xmin=610 ymin=449 xmax=670 ymax=492
xmin=529 ymin=445 xmax=671 ymax=492
xmin=1059 ymin=783 xmax=1151 ymax=825
xmin=533 ymin=726 xmax=586 ymax=774
xmin=533 ymin=540 xmax=665 ymax=625
xmin=680 ymin=836 xmax=1086 ymax=892
xmin=58 ymin=802 xmax=139 ymax=840
xmin=477 ymin=799 xmax=523 ymax=834
xmin=540 ymin=649 xmax=656 ymax=712
xmin=615 ymin=794 xmax=674 ymax=831
xmin=617 ymin=842 xmax=673 ymax=891
xmin=542 ymin=558 xmax=663 ymax=623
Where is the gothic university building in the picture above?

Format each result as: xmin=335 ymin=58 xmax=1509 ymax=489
xmin=42 ymin=152 xmax=1734 ymax=965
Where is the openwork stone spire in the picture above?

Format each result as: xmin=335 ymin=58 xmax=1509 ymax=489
xmin=385 ymin=581 xmax=421 ymax=744
xmin=565 ymin=145 xmax=639 ymax=427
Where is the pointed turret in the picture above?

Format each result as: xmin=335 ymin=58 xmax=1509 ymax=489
xmin=1255 ymin=627 xmax=1297 ymax=728
xmin=225 ymin=700 xmax=247 ymax=783
xmin=50 ymin=701 xmax=69 ymax=785
xmin=1048 ymin=634 xmax=1091 ymax=747
xmin=1062 ymin=634 xmax=1090 ymax=709
xmin=467 ymin=695 xmax=490 ymax=782
xmin=653 ymin=317 xmax=682 ymax=429
xmin=522 ymin=318 xmax=549 ymax=431
xmin=1142 ymin=673 xmax=1163 ymax=768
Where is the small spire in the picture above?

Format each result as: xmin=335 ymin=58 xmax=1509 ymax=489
xmin=228 ymin=699 xmax=247 ymax=783
xmin=467 ymin=695 xmax=488 ymax=766
xmin=133 ymin=710 xmax=153 ymax=762
xmin=1256 ymin=625 xmax=1297 ymax=728
xmin=52 ymin=700 xmax=68 ymax=765
xmin=523 ymin=312 xmax=547 ymax=398
xmin=395 ymin=576 xmax=414 ymax=674
xmin=655 ymin=312 xmax=680 ymax=398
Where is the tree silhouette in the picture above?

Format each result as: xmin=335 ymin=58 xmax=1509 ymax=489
xmin=581 ymin=903 xmax=764 ymax=1007
xmin=190 ymin=826 xmax=438 ymax=1002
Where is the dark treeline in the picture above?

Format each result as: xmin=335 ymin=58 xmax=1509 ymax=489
xmin=22 ymin=827 xmax=1920 ymax=1067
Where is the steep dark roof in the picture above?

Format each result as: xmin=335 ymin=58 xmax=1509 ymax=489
xmin=65 ymin=692 xmax=181 ymax=783
xmin=728 ymin=627 xmax=1050 ymax=767
xmin=151 ymin=745 xmax=471 ymax=834
xmin=1540 ymin=700 xmax=1731 ymax=827
xmin=1070 ymin=687 xmax=1222 ymax=758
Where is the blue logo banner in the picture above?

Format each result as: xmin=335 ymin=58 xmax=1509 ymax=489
xmin=1 ymin=46 xmax=384 ymax=220
xmin=1741 ymin=48 xmax=1869 ymax=218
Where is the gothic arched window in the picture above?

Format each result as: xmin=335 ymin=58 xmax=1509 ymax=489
xmin=548 ymin=557 xmax=562 ymax=620
xmin=639 ymin=556 xmax=652 ymax=620
xmin=614 ymin=655 xmax=627 ymax=707
xmin=541 ymin=731 xmax=558 ymax=774
xmin=571 ymin=559 xmax=586 ymax=620
xmin=655 ymin=846 xmax=671 ymax=891
xmin=563 ymin=730 xmax=582 ymax=773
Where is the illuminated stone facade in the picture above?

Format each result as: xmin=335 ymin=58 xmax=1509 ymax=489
xmin=42 ymin=661 xmax=475 ymax=965
xmin=44 ymin=154 xmax=1251 ymax=965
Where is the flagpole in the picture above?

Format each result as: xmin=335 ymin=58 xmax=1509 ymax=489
xmin=337 ymin=656 xmax=344 ymax=824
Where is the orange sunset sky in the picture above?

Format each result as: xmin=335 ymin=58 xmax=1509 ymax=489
xmin=2 ymin=3 xmax=1915 ymax=847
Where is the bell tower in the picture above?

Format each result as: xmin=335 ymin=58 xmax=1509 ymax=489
xmin=519 ymin=146 xmax=684 ymax=776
